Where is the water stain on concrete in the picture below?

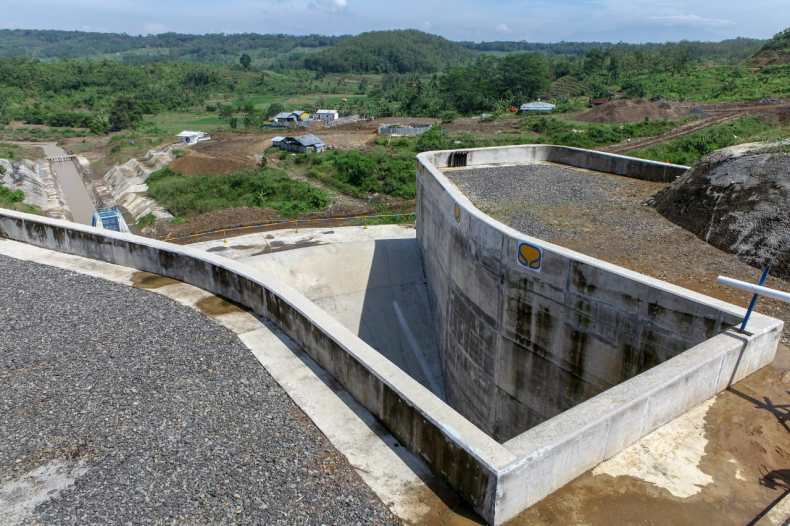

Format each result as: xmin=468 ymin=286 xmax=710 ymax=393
xmin=207 ymin=244 xmax=260 ymax=253
xmin=252 ymin=239 xmax=326 ymax=256
xmin=131 ymin=271 xmax=180 ymax=290
xmin=195 ymin=295 xmax=246 ymax=316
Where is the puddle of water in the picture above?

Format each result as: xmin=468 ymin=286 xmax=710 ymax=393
xmin=195 ymin=296 xmax=246 ymax=316
xmin=131 ymin=271 xmax=180 ymax=290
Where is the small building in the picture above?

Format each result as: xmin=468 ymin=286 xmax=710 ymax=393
xmin=314 ymin=109 xmax=340 ymax=124
xmin=177 ymin=130 xmax=211 ymax=145
xmin=273 ymin=134 xmax=326 ymax=154
xmin=378 ymin=123 xmax=432 ymax=137
xmin=272 ymin=110 xmax=311 ymax=127
xmin=590 ymin=98 xmax=610 ymax=107
xmin=91 ymin=207 xmax=129 ymax=233
xmin=519 ymin=101 xmax=556 ymax=113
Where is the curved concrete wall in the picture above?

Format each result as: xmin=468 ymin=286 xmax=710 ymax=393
xmin=2 ymin=144 xmax=783 ymax=525
xmin=416 ymin=144 xmax=769 ymax=441
xmin=0 ymin=209 xmax=513 ymax=523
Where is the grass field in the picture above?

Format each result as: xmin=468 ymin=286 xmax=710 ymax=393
xmin=144 ymin=112 xmax=227 ymax=135
xmin=147 ymin=166 xmax=330 ymax=217
xmin=631 ymin=116 xmax=785 ymax=165
xmin=0 ymin=142 xmax=45 ymax=160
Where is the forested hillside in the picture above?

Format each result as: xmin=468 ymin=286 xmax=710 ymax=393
xmin=0 ymin=29 xmax=342 ymax=64
xmin=301 ymin=30 xmax=471 ymax=73
xmin=463 ymin=38 xmax=765 ymax=63
xmin=752 ymin=28 xmax=790 ymax=65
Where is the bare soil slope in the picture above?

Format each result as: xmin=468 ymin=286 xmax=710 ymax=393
xmin=575 ymin=99 xmax=688 ymax=123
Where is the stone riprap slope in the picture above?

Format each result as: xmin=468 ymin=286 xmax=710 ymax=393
xmin=653 ymin=141 xmax=790 ymax=279
xmin=0 ymin=158 xmax=70 ymax=219
xmin=0 ymin=255 xmax=397 ymax=526
xmin=102 ymin=145 xmax=176 ymax=222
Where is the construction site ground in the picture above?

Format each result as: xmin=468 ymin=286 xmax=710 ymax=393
xmin=32 ymin=97 xmax=789 ymax=241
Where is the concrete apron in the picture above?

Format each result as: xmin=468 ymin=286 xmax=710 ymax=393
xmin=0 ymin=237 xmax=474 ymax=525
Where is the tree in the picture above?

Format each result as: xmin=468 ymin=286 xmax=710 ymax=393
xmin=265 ymin=102 xmax=285 ymax=118
xmin=499 ymin=53 xmax=551 ymax=103
xmin=240 ymin=53 xmax=252 ymax=70
xmin=108 ymin=96 xmax=143 ymax=131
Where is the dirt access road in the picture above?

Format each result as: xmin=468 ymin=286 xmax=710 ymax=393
xmin=604 ymin=100 xmax=790 ymax=154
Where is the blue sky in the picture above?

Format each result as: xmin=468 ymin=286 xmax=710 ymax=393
xmin=1 ymin=0 xmax=788 ymax=42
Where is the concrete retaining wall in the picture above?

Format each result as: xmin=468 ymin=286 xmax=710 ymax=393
xmin=416 ymin=144 xmax=781 ymax=522
xmin=417 ymin=146 xmax=702 ymax=440
xmin=378 ymin=124 xmax=432 ymax=137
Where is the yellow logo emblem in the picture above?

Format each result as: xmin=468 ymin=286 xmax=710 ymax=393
xmin=518 ymin=242 xmax=542 ymax=271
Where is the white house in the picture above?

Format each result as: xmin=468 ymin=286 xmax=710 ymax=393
xmin=314 ymin=109 xmax=340 ymax=124
xmin=177 ymin=131 xmax=211 ymax=145
xmin=520 ymin=101 xmax=556 ymax=113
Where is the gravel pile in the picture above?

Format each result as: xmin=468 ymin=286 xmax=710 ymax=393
xmin=445 ymin=163 xmax=641 ymax=240
xmin=0 ymin=255 xmax=398 ymax=525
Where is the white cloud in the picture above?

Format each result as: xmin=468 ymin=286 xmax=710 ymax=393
xmin=310 ymin=0 xmax=349 ymax=13
xmin=650 ymin=14 xmax=735 ymax=28
xmin=142 ymin=22 xmax=168 ymax=34
xmin=495 ymin=23 xmax=512 ymax=34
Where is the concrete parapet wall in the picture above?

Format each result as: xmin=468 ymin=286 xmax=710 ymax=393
xmin=416 ymin=144 xmax=782 ymax=523
xmin=0 ymin=209 xmax=512 ymax=523
xmin=427 ymin=144 xmax=689 ymax=183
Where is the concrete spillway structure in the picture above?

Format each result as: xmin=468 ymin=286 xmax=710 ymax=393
xmin=415 ymin=145 xmax=782 ymax=521
xmin=0 ymin=145 xmax=783 ymax=525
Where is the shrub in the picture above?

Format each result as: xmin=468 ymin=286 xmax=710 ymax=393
xmin=147 ymin=167 xmax=329 ymax=217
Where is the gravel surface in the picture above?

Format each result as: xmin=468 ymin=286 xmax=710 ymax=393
xmin=0 ymin=255 xmax=399 ymax=525
xmin=445 ymin=162 xmax=790 ymax=344
xmin=445 ymin=162 xmax=647 ymax=241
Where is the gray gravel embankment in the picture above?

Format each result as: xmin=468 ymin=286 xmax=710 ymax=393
xmin=0 ymin=254 xmax=398 ymax=525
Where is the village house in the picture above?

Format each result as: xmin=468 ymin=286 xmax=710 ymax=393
xmin=272 ymin=110 xmax=311 ymax=126
xmin=272 ymin=134 xmax=327 ymax=153
xmin=314 ymin=109 xmax=340 ymax=124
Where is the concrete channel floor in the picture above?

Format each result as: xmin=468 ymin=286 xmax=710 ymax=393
xmin=1 ymin=229 xmax=789 ymax=525
xmin=39 ymin=143 xmax=95 ymax=225
xmin=190 ymin=225 xmax=445 ymax=398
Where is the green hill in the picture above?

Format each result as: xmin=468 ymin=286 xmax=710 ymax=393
xmin=751 ymin=28 xmax=790 ymax=66
xmin=0 ymin=29 xmax=342 ymax=65
xmin=302 ymin=30 xmax=471 ymax=74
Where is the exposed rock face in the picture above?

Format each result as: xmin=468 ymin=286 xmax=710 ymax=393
xmin=102 ymin=145 xmax=176 ymax=222
xmin=652 ymin=141 xmax=790 ymax=279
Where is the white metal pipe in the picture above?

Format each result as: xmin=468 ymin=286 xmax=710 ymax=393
xmin=717 ymin=276 xmax=790 ymax=303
